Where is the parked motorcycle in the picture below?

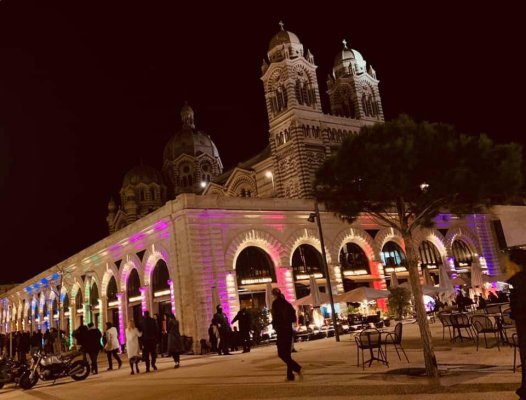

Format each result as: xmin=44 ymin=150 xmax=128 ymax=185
xmin=0 ymin=356 xmax=29 ymax=389
xmin=19 ymin=350 xmax=89 ymax=390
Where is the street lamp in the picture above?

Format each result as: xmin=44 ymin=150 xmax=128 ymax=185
xmin=308 ymin=201 xmax=340 ymax=342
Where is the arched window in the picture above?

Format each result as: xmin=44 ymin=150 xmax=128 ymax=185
xmin=90 ymin=283 xmax=99 ymax=307
xmin=361 ymin=94 xmax=368 ymax=116
xmin=235 ymin=246 xmax=276 ymax=286
xmin=127 ymin=269 xmax=141 ymax=298
xmin=292 ymin=244 xmax=324 ymax=279
xmin=152 ymin=260 xmax=170 ymax=293
xmin=63 ymin=294 xmax=70 ymax=311
xmin=107 ymin=276 xmax=118 ymax=302
xmin=149 ymin=187 xmax=156 ymax=200
xmin=75 ymin=290 xmax=83 ymax=308
xmin=381 ymin=241 xmax=407 ymax=272
xmin=339 ymin=243 xmax=370 ymax=276
xmin=140 ymin=191 xmax=145 ymax=201
xmin=418 ymin=241 xmax=443 ymax=269
xmin=452 ymin=240 xmax=473 ymax=268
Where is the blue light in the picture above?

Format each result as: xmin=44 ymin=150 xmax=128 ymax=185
xmin=51 ymin=273 xmax=60 ymax=281
xmin=41 ymin=278 xmax=49 ymax=286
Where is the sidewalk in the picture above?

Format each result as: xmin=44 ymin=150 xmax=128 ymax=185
xmin=1 ymin=321 xmax=521 ymax=400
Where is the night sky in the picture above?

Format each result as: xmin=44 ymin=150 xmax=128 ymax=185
xmin=0 ymin=1 xmax=524 ymax=283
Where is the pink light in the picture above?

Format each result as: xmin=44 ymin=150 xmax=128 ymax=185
xmin=167 ymin=280 xmax=176 ymax=316
xmin=130 ymin=233 xmax=145 ymax=243
xmin=116 ymin=293 xmax=125 ymax=345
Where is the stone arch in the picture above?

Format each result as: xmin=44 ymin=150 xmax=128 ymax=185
xmin=101 ymin=263 xmax=120 ymax=296
xmin=412 ymin=228 xmax=448 ymax=257
xmin=225 ymin=229 xmax=285 ymax=272
xmin=332 ymin=227 xmax=378 ymax=262
xmin=84 ymin=273 xmax=102 ymax=303
xmin=70 ymin=278 xmax=84 ymax=305
xmin=375 ymin=227 xmax=405 ymax=258
xmin=282 ymin=227 xmax=333 ymax=265
xmin=229 ymin=176 xmax=256 ymax=198
xmin=120 ymin=253 xmax=144 ymax=292
xmin=445 ymin=227 xmax=481 ymax=255
xmin=143 ymin=243 xmax=171 ymax=287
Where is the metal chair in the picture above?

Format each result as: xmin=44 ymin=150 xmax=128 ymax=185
xmin=382 ymin=322 xmax=409 ymax=362
xmin=438 ymin=313 xmax=453 ymax=340
xmin=450 ymin=313 xmax=474 ymax=342
xmin=471 ymin=315 xmax=500 ymax=350
xmin=355 ymin=328 xmax=388 ymax=370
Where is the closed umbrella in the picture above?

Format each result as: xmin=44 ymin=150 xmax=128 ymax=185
xmin=470 ymin=259 xmax=483 ymax=290
xmin=309 ymin=275 xmax=323 ymax=307
xmin=389 ymin=271 xmax=399 ymax=288
xmin=265 ymin=282 xmax=273 ymax=310
xmin=211 ymin=286 xmax=221 ymax=312
xmin=438 ymin=264 xmax=455 ymax=295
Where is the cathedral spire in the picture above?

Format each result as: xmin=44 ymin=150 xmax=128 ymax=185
xmin=181 ymin=101 xmax=195 ymax=129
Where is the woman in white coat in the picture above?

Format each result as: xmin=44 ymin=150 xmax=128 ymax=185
xmin=126 ymin=320 xmax=142 ymax=375
xmin=104 ymin=322 xmax=122 ymax=370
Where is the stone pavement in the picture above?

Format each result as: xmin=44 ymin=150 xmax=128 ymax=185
xmin=0 ymin=321 xmax=521 ymax=400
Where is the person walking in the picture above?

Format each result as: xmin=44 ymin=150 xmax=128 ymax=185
xmin=271 ymin=287 xmax=302 ymax=382
xmin=232 ymin=307 xmax=252 ymax=353
xmin=125 ymin=320 xmax=142 ymax=375
xmin=140 ymin=311 xmax=159 ymax=372
xmin=508 ymin=248 xmax=526 ymax=400
xmin=213 ymin=305 xmax=232 ymax=355
xmin=85 ymin=322 xmax=102 ymax=374
xmin=208 ymin=320 xmax=219 ymax=354
xmin=104 ymin=322 xmax=122 ymax=371
xmin=167 ymin=314 xmax=184 ymax=368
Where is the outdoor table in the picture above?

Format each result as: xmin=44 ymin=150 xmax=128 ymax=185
xmin=449 ymin=313 xmax=473 ymax=342
xmin=354 ymin=328 xmax=389 ymax=369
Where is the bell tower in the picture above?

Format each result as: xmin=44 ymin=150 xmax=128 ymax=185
xmin=261 ymin=22 xmax=324 ymax=199
xmin=327 ymin=39 xmax=384 ymax=121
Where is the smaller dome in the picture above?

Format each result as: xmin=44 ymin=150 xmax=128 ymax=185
xmin=268 ymin=30 xmax=301 ymax=52
xmin=333 ymin=41 xmax=367 ymax=78
xmin=123 ymin=164 xmax=164 ymax=187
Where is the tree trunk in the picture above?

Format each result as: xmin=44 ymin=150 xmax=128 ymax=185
xmin=402 ymin=230 xmax=440 ymax=378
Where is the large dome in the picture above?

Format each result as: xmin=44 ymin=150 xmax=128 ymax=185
xmin=163 ymin=129 xmax=221 ymax=163
xmin=123 ymin=164 xmax=164 ymax=187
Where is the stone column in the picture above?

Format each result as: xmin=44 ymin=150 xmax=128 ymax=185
xmin=277 ymin=266 xmax=296 ymax=303
xmin=116 ymin=292 xmax=126 ymax=346
xmin=100 ymin=296 xmax=108 ymax=333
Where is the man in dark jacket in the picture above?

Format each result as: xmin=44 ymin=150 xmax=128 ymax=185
xmin=85 ymin=322 xmax=102 ymax=374
xmin=508 ymin=248 xmax=526 ymax=400
xmin=213 ymin=305 xmax=232 ymax=355
xmin=232 ymin=307 xmax=252 ymax=353
xmin=140 ymin=311 xmax=159 ymax=372
xmin=271 ymin=288 xmax=302 ymax=381
xmin=75 ymin=323 xmax=89 ymax=360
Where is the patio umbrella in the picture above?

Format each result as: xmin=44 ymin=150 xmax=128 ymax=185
xmin=399 ymin=282 xmax=440 ymax=296
xmin=470 ymin=259 xmax=484 ymax=290
xmin=265 ymin=282 xmax=274 ymax=310
xmin=334 ymin=286 xmax=389 ymax=303
xmin=211 ymin=286 xmax=221 ymax=312
xmin=293 ymin=291 xmax=331 ymax=306
xmin=389 ymin=271 xmax=399 ymax=288
xmin=438 ymin=264 xmax=455 ymax=295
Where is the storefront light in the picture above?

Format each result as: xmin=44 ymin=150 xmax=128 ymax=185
xmin=240 ymin=277 xmax=272 ymax=285
xmin=154 ymin=290 xmax=171 ymax=298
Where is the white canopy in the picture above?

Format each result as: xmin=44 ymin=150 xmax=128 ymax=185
xmin=399 ymin=282 xmax=441 ymax=296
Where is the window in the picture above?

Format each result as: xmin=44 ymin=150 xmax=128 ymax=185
xmin=292 ymin=244 xmax=324 ymax=278
xmin=381 ymin=241 xmax=407 ymax=272
xmin=339 ymin=243 xmax=370 ymax=275
xmin=418 ymin=241 xmax=442 ymax=269
xmin=235 ymin=246 xmax=276 ymax=286
xmin=452 ymin=240 xmax=473 ymax=267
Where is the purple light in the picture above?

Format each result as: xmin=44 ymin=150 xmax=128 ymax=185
xmin=167 ymin=280 xmax=176 ymax=316
xmin=154 ymin=220 xmax=169 ymax=231
xmin=130 ymin=233 xmax=145 ymax=243
xmin=139 ymin=287 xmax=148 ymax=313
xmin=116 ymin=293 xmax=125 ymax=345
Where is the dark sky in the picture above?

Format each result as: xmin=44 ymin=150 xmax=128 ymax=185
xmin=0 ymin=1 xmax=524 ymax=283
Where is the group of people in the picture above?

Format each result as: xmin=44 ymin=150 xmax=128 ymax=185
xmin=0 ymin=328 xmax=66 ymax=362
xmin=71 ymin=310 xmax=185 ymax=376
xmin=208 ymin=305 xmax=252 ymax=355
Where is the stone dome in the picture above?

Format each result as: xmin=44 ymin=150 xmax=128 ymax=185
xmin=122 ymin=164 xmax=164 ymax=187
xmin=163 ymin=129 xmax=221 ymax=163
xmin=267 ymin=22 xmax=303 ymax=63
xmin=268 ymin=29 xmax=301 ymax=52
xmin=333 ymin=42 xmax=367 ymax=78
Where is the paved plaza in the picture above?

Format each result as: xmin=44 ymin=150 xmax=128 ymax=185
xmin=0 ymin=322 xmax=521 ymax=400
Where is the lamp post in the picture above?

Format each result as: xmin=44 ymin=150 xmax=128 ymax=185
xmin=308 ymin=201 xmax=340 ymax=342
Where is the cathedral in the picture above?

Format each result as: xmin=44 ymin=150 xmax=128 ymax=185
xmin=0 ymin=24 xmax=513 ymax=349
